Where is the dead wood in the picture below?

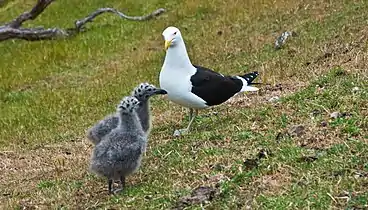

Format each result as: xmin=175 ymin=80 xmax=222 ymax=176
xmin=0 ymin=0 xmax=165 ymax=41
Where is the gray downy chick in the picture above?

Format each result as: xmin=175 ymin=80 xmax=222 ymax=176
xmin=86 ymin=83 xmax=167 ymax=145
xmin=131 ymin=82 xmax=167 ymax=137
xmin=89 ymin=96 xmax=145 ymax=194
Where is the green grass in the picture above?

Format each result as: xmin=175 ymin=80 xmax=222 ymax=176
xmin=0 ymin=0 xmax=367 ymax=209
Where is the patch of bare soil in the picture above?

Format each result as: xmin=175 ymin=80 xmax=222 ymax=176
xmin=274 ymin=122 xmax=345 ymax=150
xmin=254 ymin=167 xmax=292 ymax=196
xmin=0 ymin=139 xmax=92 ymax=202
xmin=296 ymin=125 xmax=343 ymax=149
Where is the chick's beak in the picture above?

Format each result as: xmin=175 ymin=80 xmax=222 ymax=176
xmin=164 ymin=40 xmax=172 ymax=51
xmin=154 ymin=89 xmax=167 ymax=95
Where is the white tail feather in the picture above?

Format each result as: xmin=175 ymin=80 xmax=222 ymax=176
xmin=236 ymin=76 xmax=259 ymax=92
xmin=242 ymin=86 xmax=259 ymax=92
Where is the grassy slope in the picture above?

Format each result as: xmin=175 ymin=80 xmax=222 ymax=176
xmin=0 ymin=0 xmax=367 ymax=209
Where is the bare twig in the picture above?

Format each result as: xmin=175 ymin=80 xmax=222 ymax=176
xmin=75 ymin=7 xmax=165 ymax=30
xmin=6 ymin=0 xmax=55 ymax=28
xmin=0 ymin=0 xmax=165 ymax=41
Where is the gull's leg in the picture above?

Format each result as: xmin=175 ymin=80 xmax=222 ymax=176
xmin=108 ymin=179 xmax=113 ymax=194
xmin=185 ymin=109 xmax=197 ymax=131
xmin=173 ymin=108 xmax=196 ymax=136
xmin=188 ymin=108 xmax=194 ymax=121
xmin=121 ymin=176 xmax=126 ymax=188
xmin=113 ymin=176 xmax=126 ymax=194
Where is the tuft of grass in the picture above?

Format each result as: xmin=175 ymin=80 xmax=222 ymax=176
xmin=37 ymin=180 xmax=57 ymax=189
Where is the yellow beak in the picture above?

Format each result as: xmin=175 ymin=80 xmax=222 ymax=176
xmin=164 ymin=40 xmax=172 ymax=51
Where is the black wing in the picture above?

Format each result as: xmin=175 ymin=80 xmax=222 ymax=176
xmin=190 ymin=65 xmax=243 ymax=106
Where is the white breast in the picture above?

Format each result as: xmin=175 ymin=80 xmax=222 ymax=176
xmin=159 ymin=66 xmax=208 ymax=109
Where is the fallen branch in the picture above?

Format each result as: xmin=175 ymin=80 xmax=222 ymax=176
xmin=75 ymin=7 xmax=166 ymax=31
xmin=0 ymin=26 xmax=67 ymax=41
xmin=6 ymin=0 xmax=54 ymax=28
xmin=0 ymin=0 xmax=165 ymax=41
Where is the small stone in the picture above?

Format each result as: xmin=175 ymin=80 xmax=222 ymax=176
xmin=213 ymin=163 xmax=224 ymax=171
xmin=175 ymin=186 xmax=218 ymax=209
xmin=352 ymin=87 xmax=360 ymax=92
xmin=144 ymin=195 xmax=153 ymax=199
xmin=243 ymin=158 xmax=259 ymax=170
xmin=173 ymin=130 xmax=181 ymax=137
xmin=288 ymin=124 xmax=305 ymax=137
xmin=268 ymin=96 xmax=280 ymax=103
xmin=320 ymin=121 xmax=328 ymax=127
xmin=330 ymin=111 xmax=341 ymax=119
xmin=274 ymin=31 xmax=296 ymax=49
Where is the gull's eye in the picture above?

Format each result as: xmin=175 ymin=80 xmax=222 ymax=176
xmin=173 ymin=31 xmax=177 ymax=35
